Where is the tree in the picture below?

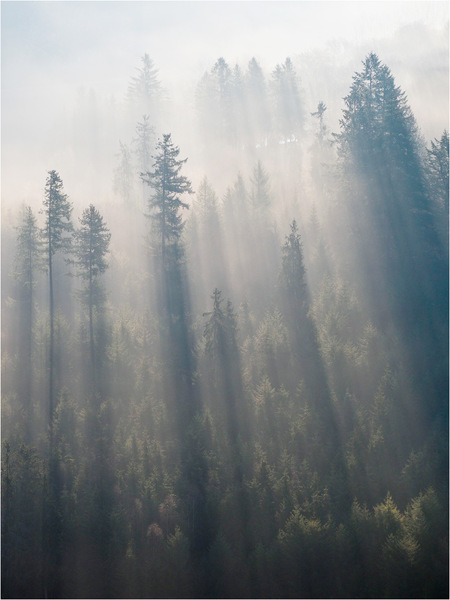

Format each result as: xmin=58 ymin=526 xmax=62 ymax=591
xmin=427 ymin=130 xmax=449 ymax=213
xmin=14 ymin=206 xmax=44 ymax=437
xmin=141 ymin=133 xmax=194 ymax=409
xmin=250 ymin=161 xmax=271 ymax=211
xmin=279 ymin=219 xmax=308 ymax=311
xmin=39 ymin=171 xmax=72 ymax=597
xmin=271 ymin=58 xmax=304 ymax=143
xmin=40 ymin=170 xmax=73 ymax=443
xmin=246 ymin=57 xmax=271 ymax=147
xmin=427 ymin=130 xmax=449 ymax=252
xmin=334 ymin=53 xmax=448 ymax=418
xmin=311 ymin=101 xmax=329 ymax=145
xmin=196 ymin=57 xmax=233 ymax=145
xmin=72 ymin=204 xmax=111 ymax=390
xmin=134 ymin=115 xmax=155 ymax=174
xmin=187 ymin=177 xmax=225 ymax=308
xmin=127 ymin=54 xmax=162 ymax=124
xmin=203 ymin=289 xmax=245 ymax=469
xmin=142 ymin=133 xmax=193 ymax=278
xmin=203 ymin=288 xmax=227 ymax=363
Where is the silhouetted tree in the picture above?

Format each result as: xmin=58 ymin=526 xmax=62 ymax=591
xmin=142 ymin=133 xmax=193 ymax=282
xmin=335 ymin=52 xmax=448 ymax=418
xmin=40 ymin=170 xmax=73 ymax=443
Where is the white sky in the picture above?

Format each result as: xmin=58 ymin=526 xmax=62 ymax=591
xmin=2 ymin=2 xmax=448 ymax=83
xmin=1 ymin=1 xmax=449 ymax=207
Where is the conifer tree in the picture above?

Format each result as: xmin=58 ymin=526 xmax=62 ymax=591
xmin=141 ymin=133 xmax=194 ymax=397
xmin=40 ymin=170 xmax=72 ymax=598
xmin=127 ymin=54 xmax=162 ymax=123
xmin=246 ymin=57 xmax=270 ymax=147
xmin=311 ymin=101 xmax=329 ymax=145
xmin=134 ymin=115 xmax=155 ymax=176
xmin=203 ymin=288 xmax=227 ymax=363
xmin=250 ymin=161 xmax=271 ymax=211
xmin=40 ymin=170 xmax=72 ymax=442
xmin=427 ymin=130 xmax=449 ymax=253
xmin=72 ymin=204 xmax=111 ymax=389
xmin=335 ymin=52 xmax=448 ymax=419
xmin=142 ymin=133 xmax=193 ymax=294
xmin=427 ymin=130 xmax=449 ymax=215
xmin=14 ymin=206 xmax=44 ymax=438
xmin=279 ymin=219 xmax=308 ymax=310
xmin=271 ymin=58 xmax=304 ymax=142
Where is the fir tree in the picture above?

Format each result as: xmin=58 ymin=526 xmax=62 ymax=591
xmin=271 ymin=57 xmax=304 ymax=142
xmin=72 ymin=204 xmax=111 ymax=389
xmin=127 ymin=54 xmax=162 ymax=123
xmin=40 ymin=170 xmax=73 ymax=443
xmin=250 ymin=161 xmax=271 ymax=211
xmin=40 ymin=169 xmax=72 ymax=598
xmin=14 ymin=206 xmax=44 ymax=438
xmin=142 ymin=133 xmax=193 ymax=280
xmin=279 ymin=219 xmax=308 ymax=310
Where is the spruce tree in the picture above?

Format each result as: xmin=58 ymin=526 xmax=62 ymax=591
xmin=335 ymin=53 xmax=448 ymax=420
xmin=127 ymin=53 xmax=162 ymax=123
xmin=14 ymin=206 xmax=44 ymax=439
xmin=250 ymin=161 xmax=271 ymax=211
xmin=40 ymin=169 xmax=72 ymax=598
xmin=40 ymin=170 xmax=72 ymax=443
xmin=72 ymin=204 xmax=111 ymax=390
xmin=271 ymin=57 xmax=304 ymax=143
xmin=279 ymin=219 xmax=308 ymax=310
xmin=142 ymin=133 xmax=193 ymax=290
xmin=246 ymin=57 xmax=270 ymax=147
xmin=141 ymin=133 xmax=194 ymax=395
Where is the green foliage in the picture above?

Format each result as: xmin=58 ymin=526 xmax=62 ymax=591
xmin=142 ymin=133 xmax=193 ymax=265
xmin=14 ymin=206 xmax=45 ymax=287
xmin=3 ymin=52 xmax=448 ymax=599
xmin=40 ymin=170 xmax=73 ymax=258
xmin=279 ymin=219 xmax=307 ymax=307
xmin=72 ymin=205 xmax=111 ymax=285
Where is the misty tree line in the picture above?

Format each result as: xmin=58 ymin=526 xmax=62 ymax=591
xmin=2 ymin=53 xmax=448 ymax=598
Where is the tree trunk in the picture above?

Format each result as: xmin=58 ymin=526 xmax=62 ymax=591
xmin=49 ymin=245 xmax=54 ymax=449
xmin=89 ymin=268 xmax=95 ymax=392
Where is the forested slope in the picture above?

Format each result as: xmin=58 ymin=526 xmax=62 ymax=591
xmin=2 ymin=53 xmax=448 ymax=599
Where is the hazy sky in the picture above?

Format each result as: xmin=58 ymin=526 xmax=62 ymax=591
xmin=2 ymin=1 xmax=448 ymax=207
xmin=2 ymin=2 xmax=448 ymax=84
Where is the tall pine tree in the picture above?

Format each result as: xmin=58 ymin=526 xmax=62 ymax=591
xmin=40 ymin=170 xmax=73 ymax=444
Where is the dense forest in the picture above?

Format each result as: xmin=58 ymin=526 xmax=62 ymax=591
xmin=2 ymin=49 xmax=449 ymax=599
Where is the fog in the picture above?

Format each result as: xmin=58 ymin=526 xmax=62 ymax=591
xmin=2 ymin=2 xmax=448 ymax=205
xmin=2 ymin=2 xmax=449 ymax=599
